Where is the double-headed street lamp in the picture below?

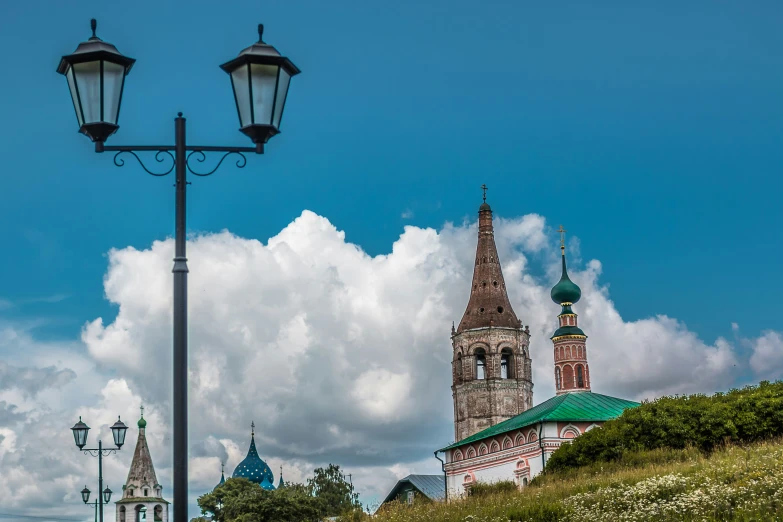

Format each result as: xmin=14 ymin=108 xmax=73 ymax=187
xmin=57 ymin=20 xmax=299 ymax=522
xmin=71 ymin=416 xmax=128 ymax=522
xmin=81 ymin=485 xmax=114 ymax=522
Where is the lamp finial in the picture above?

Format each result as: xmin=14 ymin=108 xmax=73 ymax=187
xmin=90 ymin=19 xmax=97 ymax=39
xmin=257 ymin=24 xmax=264 ymax=43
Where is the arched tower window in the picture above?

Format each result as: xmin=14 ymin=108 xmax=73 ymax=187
xmin=456 ymin=354 xmax=463 ymax=383
xmin=500 ymin=348 xmax=513 ymax=379
xmin=555 ymin=367 xmax=562 ymax=390
xmin=563 ymin=365 xmax=574 ymax=389
xmin=475 ymin=349 xmax=486 ymax=380
xmin=577 ymin=365 xmax=584 ymax=387
xmin=119 ymin=507 xmax=126 ymax=522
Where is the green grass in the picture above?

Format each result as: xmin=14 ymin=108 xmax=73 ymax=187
xmin=350 ymin=438 xmax=783 ymax=522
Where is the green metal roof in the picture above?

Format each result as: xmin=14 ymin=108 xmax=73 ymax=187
xmin=438 ymin=392 xmax=639 ymax=451
xmin=551 ymin=325 xmax=586 ymax=339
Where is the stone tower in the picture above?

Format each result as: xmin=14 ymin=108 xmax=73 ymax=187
xmin=451 ymin=196 xmax=533 ymax=442
xmin=115 ymin=407 xmax=169 ymax=522
xmin=550 ymin=228 xmax=591 ymax=394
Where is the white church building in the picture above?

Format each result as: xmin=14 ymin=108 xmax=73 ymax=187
xmin=436 ymin=199 xmax=638 ymax=497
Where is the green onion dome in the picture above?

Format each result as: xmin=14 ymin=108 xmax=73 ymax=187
xmin=137 ymin=416 xmax=147 ymax=429
xmin=551 ymin=249 xmax=581 ymax=305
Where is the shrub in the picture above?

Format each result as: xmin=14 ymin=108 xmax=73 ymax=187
xmin=467 ymin=479 xmax=518 ymax=497
xmin=545 ymin=380 xmax=783 ymax=474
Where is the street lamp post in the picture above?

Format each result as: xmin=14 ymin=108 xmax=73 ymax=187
xmin=57 ymin=20 xmax=300 ymax=522
xmin=72 ymin=417 xmax=128 ymax=522
xmin=81 ymin=485 xmax=114 ymax=522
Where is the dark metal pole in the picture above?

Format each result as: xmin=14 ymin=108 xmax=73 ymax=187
xmin=173 ymin=113 xmax=189 ymax=522
xmin=98 ymin=440 xmax=104 ymax=522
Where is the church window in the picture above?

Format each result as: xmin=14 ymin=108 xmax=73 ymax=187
xmin=479 ymin=307 xmax=485 ymax=313
xmin=136 ymin=506 xmax=147 ymax=522
xmin=456 ymin=354 xmax=463 ymax=383
xmin=493 ymin=280 xmax=498 ymax=287
xmin=407 ymin=490 xmax=415 ymax=504
xmin=476 ymin=352 xmax=486 ymax=380
xmin=497 ymin=306 xmax=503 ymax=313
xmin=153 ymin=506 xmax=163 ymax=522
xmin=555 ymin=367 xmax=562 ymax=390
xmin=119 ymin=507 xmax=126 ymax=522
xmin=522 ymin=477 xmax=529 ymax=486
xmin=129 ymin=489 xmax=134 ymax=497
xmin=500 ymin=349 xmax=513 ymax=379
xmin=577 ymin=365 xmax=585 ymax=387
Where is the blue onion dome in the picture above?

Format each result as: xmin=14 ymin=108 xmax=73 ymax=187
xmin=232 ymin=423 xmax=275 ymax=490
xmin=551 ymin=249 xmax=581 ymax=305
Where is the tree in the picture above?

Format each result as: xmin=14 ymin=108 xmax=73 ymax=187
xmin=307 ymin=464 xmax=362 ymax=517
xmin=197 ymin=477 xmax=324 ymax=522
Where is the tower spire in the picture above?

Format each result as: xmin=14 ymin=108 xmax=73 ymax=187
xmin=456 ymin=194 xmax=521 ymax=333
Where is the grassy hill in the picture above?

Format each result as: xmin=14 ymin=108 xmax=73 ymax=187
xmin=358 ymin=438 xmax=783 ymax=522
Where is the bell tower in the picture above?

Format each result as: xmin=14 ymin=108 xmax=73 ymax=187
xmin=451 ymin=189 xmax=533 ymax=442
xmin=550 ymin=226 xmax=591 ymax=394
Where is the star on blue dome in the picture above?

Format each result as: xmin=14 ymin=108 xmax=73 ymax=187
xmin=232 ymin=422 xmax=275 ymax=490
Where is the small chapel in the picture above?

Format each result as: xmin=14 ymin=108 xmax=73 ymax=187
xmin=436 ymin=194 xmax=639 ymax=497
xmin=115 ymin=407 xmax=169 ymax=522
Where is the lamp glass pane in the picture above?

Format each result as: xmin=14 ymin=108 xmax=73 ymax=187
xmin=81 ymin=488 xmax=90 ymax=504
xmin=103 ymin=487 xmax=112 ymax=503
xmin=272 ymin=69 xmax=290 ymax=129
xmin=115 ymin=427 xmax=127 ymax=447
xmin=66 ymin=67 xmax=84 ymax=127
xmin=72 ymin=426 xmax=88 ymax=448
xmin=102 ymin=61 xmax=125 ymax=124
xmin=73 ymin=61 xmax=102 ymax=124
xmin=250 ymin=63 xmax=279 ymax=125
xmin=230 ymin=65 xmax=252 ymax=127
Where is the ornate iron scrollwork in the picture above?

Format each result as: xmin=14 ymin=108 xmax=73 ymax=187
xmin=186 ymin=150 xmax=247 ymax=177
xmin=113 ymin=150 xmax=176 ymax=177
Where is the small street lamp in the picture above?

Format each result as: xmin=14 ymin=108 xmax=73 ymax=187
xmin=81 ymin=485 xmax=113 ymax=522
xmin=71 ymin=416 xmax=127 ymax=522
xmin=57 ymin=20 xmax=299 ymax=522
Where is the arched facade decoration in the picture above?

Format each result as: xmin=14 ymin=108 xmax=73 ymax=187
xmin=466 ymin=447 xmax=476 ymax=459
xmin=585 ymin=423 xmax=600 ymax=432
xmin=555 ymin=367 xmax=562 ymax=390
xmin=515 ymin=433 xmax=525 ymax=446
xmin=527 ymin=429 xmax=538 ymax=442
xmin=478 ymin=443 xmax=488 ymax=456
xmin=453 ymin=450 xmax=464 ymax=461
xmin=502 ymin=436 xmax=513 ymax=449
xmin=559 ymin=424 xmax=581 ymax=439
xmin=577 ymin=365 xmax=585 ymax=387
xmin=490 ymin=441 xmax=500 ymax=453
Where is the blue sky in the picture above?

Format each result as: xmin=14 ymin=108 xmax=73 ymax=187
xmin=1 ymin=1 xmax=781 ymax=342
xmin=1 ymin=0 xmax=782 ymax=516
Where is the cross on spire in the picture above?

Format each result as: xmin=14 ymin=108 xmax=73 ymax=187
xmin=140 ymin=404 xmax=144 ymax=418
xmin=556 ymin=225 xmax=567 ymax=250
xmin=481 ymin=184 xmax=488 ymax=202
xmin=251 ymin=421 xmax=255 ymax=437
